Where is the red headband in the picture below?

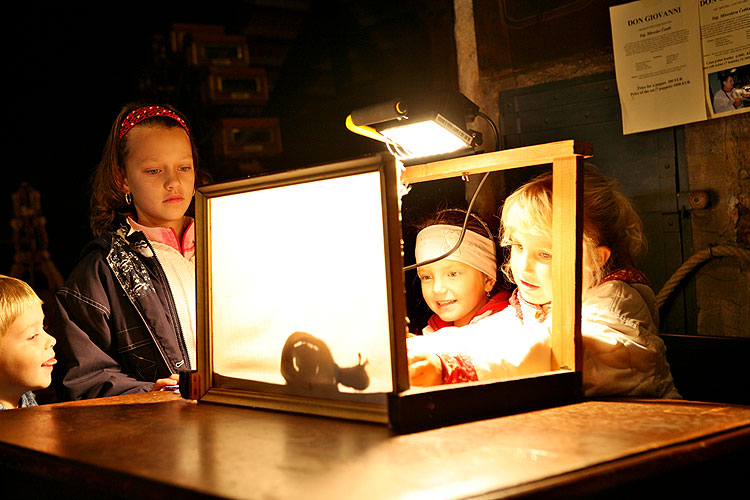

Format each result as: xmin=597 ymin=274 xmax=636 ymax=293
xmin=118 ymin=105 xmax=190 ymax=140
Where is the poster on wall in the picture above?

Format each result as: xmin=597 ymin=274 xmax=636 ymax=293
xmin=610 ymin=0 xmax=750 ymax=135
xmin=609 ymin=1 xmax=707 ymax=134
xmin=700 ymin=0 xmax=750 ymax=117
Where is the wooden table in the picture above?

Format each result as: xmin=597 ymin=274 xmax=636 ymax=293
xmin=1 ymin=393 xmax=748 ymax=499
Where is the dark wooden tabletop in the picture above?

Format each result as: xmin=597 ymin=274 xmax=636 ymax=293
xmin=1 ymin=393 xmax=748 ymax=499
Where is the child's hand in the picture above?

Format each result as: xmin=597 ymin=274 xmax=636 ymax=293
xmin=152 ymin=374 xmax=180 ymax=391
xmin=408 ymin=353 xmax=443 ymax=386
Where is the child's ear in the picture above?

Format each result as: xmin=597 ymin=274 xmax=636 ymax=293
xmin=484 ymin=277 xmax=496 ymax=293
xmin=116 ymin=170 xmax=130 ymax=193
xmin=596 ymin=246 xmax=612 ymax=269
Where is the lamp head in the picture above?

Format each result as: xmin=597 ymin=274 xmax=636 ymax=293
xmin=347 ymin=92 xmax=480 ymax=161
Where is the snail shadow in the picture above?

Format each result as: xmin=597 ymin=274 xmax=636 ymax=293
xmin=280 ymin=332 xmax=370 ymax=396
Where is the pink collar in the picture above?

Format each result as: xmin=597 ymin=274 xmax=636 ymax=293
xmin=127 ymin=217 xmax=195 ymax=259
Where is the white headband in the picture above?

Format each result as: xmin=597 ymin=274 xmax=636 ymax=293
xmin=415 ymin=224 xmax=497 ymax=278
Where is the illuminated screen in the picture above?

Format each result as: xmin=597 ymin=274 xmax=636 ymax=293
xmin=208 ymin=171 xmax=394 ymax=394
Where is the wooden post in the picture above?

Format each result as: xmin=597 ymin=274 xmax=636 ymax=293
xmin=550 ymin=155 xmax=583 ymax=371
xmin=401 ymin=140 xmax=592 ymax=184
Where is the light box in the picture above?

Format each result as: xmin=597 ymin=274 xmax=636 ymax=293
xmin=183 ymin=140 xmax=592 ymax=433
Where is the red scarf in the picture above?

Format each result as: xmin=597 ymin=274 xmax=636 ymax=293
xmin=427 ymin=289 xmax=511 ymax=332
xmin=599 ymin=267 xmax=649 ymax=286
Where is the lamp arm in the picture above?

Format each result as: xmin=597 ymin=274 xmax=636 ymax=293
xmin=345 ymin=115 xmax=397 ymax=146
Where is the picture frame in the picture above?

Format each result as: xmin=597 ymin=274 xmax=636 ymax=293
xmin=206 ymin=66 xmax=269 ymax=105
xmin=187 ymin=32 xmax=250 ymax=66
xmin=213 ymin=117 xmax=282 ymax=157
xmin=184 ymin=140 xmax=591 ymax=433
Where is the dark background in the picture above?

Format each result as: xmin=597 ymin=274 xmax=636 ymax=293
xmin=2 ymin=1 xmax=626 ymax=333
xmin=2 ymin=0 xmax=460 ymax=279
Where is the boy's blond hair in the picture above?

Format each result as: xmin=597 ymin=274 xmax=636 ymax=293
xmin=0 ymin=275 xmax=42 ymax=338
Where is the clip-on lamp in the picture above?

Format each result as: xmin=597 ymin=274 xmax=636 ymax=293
xmin=346 ymin=91 xmax=500 ymax=271
xmin=345 ymin=92 xmax=484 ymax=161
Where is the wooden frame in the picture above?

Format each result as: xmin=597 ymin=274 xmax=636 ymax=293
xmin=169 ymin=23 xmax=225 ymax=53
xmin=400 ymin=140 xmax=589 ymax=373
xmin=213 ymin=117 xmax=282 ymax=157
xmin=388 ymin=140 xmax=588 ymax=432
xmin=193 ymin=154 xmax=406 ymax=423
xmin=187 ymin=33 xmax=250 ymax=66
xmin=186 ymin=140 xmax=590 ymax=433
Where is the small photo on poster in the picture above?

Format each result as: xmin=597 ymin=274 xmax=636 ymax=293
xmin=709 ymin=64 xmax=750 ymax=115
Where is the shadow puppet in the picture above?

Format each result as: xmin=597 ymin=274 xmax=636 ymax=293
xmin=280 ymin=332 xmax=370 ymax=395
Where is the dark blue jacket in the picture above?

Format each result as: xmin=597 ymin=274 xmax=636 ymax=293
xmin=52 ymin=224 xmax=190 ymax=400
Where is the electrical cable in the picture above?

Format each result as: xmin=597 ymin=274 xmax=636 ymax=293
xmin=403 ymin=112 xmax=499 ymax=272
xmin=477 ymin=111 xmax=500 ymax=151
xmin=403 ymin=170 xmax=491 ymax=272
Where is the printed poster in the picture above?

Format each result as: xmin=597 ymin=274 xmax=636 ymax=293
xmin=700 ymin=0 xmax=750 ymax=117
xmin=610 ymin=0 xmax=750 ymax=134
xmin=610 ymin=1 xmax=707 ymax=134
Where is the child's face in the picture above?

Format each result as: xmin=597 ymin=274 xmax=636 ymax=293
xmin=122 ymin=125 xmax=195 ymax=233
xmin=508 ymin=229 xmax=554 ymax=306
xmin=418 ymin=260 xmax=492 ymax=327
xmin=0 ymin=302 xmax=56 ymax=400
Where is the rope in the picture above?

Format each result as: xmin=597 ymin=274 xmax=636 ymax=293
xmin=656 ymin=245 xmax=750 ymax=309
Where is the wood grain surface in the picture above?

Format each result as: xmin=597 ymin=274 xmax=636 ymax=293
xmin=1 ymin=394 xmax=748 ymax=499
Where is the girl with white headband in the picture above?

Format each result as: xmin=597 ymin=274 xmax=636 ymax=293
xmin=408 ymin=166 xmax=679 ymax=399
xmin=408 ymin=209 xmax=511 ymax=385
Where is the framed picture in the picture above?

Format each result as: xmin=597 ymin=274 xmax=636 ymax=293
xmin=213 ymin=118 xmax=282 ymax=158
xmin=187 ymin=33 xmax=249 ymax=66
xmin=207 ymin=66 xmax=269 ymax=105
xmin=185 ymin=141 xmax=591 ymax=432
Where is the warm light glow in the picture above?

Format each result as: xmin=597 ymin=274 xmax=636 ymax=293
xmin=207 ymin=172 xmax=394 ymax=393
xmin=380 ymin=115 xmax=472 ymax=159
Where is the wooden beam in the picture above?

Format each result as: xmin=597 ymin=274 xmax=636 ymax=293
xmin=401 ymin=140 xmax=592 ymax=184
xmin=550 ymin=155 xmax=583 ymax=371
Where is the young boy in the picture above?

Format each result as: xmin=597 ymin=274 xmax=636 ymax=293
xmin=0 ymin=275 xmax=56 ymax=409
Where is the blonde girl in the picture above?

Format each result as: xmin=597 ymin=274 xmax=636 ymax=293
xmin=409 ymin=166 xmax=680 ymax=399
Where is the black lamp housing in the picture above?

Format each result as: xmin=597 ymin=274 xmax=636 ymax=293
xmin=348 ymin=91 xmax=482 ymax=161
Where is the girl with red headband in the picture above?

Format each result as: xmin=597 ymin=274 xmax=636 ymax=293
xmin=52 ymin=103 xmax=209 ymax=400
